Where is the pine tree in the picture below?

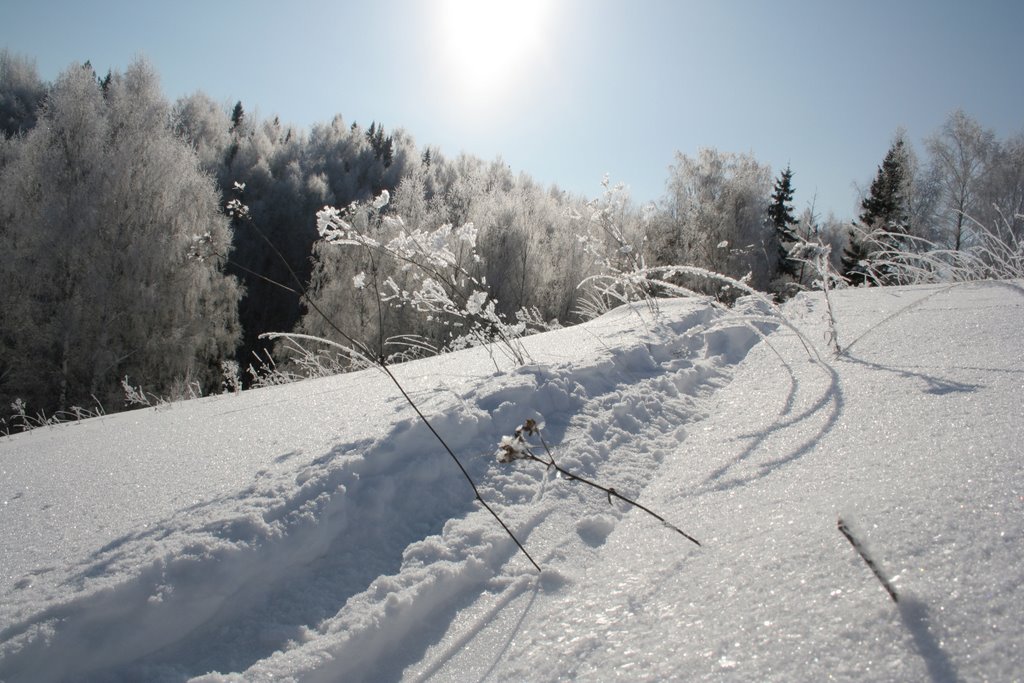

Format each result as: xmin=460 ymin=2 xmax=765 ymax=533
xmin=767 ymin=165 xmax=799 ymax=279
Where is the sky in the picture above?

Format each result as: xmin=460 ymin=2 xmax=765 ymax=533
xmin=3 ymin=0 xmax=1023 ymax=218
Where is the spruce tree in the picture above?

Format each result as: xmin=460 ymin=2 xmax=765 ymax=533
xmin=859 ymin=139 xmax=908 ymax=232
xmin=843 ymin=139 xmax=910 ymax=285
xmin=840 ymin=224 xmax=873 ymax=286
xmin=230 ymin=100 xmax=245 ymax=132
xmin=767 ymin=165 xmax=799 ymax=279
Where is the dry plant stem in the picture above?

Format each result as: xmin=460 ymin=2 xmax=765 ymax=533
xmin=382 ymin=363 xmax=541 ymax=572
xmin=837 ymin=518 xmax=899 ymax=604
xmin=239 ymin=212 xmax=542 ymax=572
xmin=531 ymin=428 xmax=701 ymax=547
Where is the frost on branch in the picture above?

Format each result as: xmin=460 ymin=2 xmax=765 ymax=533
xmin=312 ymin=192 xmax=553 ymax=367
xmin=496 ymin=418 xmax=701 ymax=546
xmin=495 ymin=434 xmax=529 ymax=463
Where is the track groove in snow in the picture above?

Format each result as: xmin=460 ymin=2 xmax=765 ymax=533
xmin=1 ymin=299 xmax=770 ymax=682
xmin=220 ymin=305 xmax=772 ymax=683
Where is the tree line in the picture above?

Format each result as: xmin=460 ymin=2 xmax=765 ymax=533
xmin=1 ymin=50 xmax=1022 ymax=421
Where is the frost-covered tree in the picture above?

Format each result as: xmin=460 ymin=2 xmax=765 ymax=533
xmin=656 ymin=148 xmax=774 ymax=290
xmin=0 ymin=59 xmax=241 ymax=413
xmin=0 ymin=50 xmax=47 ymax=138
xmin=172 ymin=91 xmax=232 ymax=177
xmin=977 ymin=133 xmax=1024 ymax=239
xmin=926 ymin=110 xmax=996 ymax=250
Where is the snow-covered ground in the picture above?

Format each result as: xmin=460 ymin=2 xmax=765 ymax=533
xmin=1 ymin=281 xmax=1022 ymax=682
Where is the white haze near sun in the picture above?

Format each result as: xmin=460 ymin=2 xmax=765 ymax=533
xmin=435 ymin=0 xmax=555 ymax=116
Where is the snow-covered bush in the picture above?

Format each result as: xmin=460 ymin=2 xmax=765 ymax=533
xmin=574 ymin=179 xmax=830 ymax=364
xmin=573 ymin=176 xmax=658 ymax=318
xmin=121 ymin=373 xmax=202 ymax=408
xmin=849 ymin=212 xmax=1024 ymax=285
xmin=2 ymin=397 xmax=105 ymax=435
xmin=313 ymin=190 xmax=557 ymax=368
xmin=787 ymin=236 xmax=847 ymax=354
xmin=246 ymin=335 xmax=372 ymax=388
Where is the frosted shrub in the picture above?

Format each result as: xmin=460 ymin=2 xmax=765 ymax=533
xmin=246 ymin=336 xmax=371 ymax=388
xmin=854 ymin=213 xmax=1024 ymax=285
xmin=573 ymin=176 xmax=657 ymax=318
xmin=2 ymin=397 xmax=105 ymax=435
xmin=121 ymin=373 xmax=201 ymax=408
xmin=574 ymin=177 xmax=760 ymax=317
xmin=788 ymin=237 xmax=846 ymax=354
xmin=221 ymin=360 xmax=242 ymax=394
xmin=574 ymin=179 xmax=827 ymax=364
xmin=315 ymin=191 xmax=552 ymax=368
xmin=121 ymin=376 xmax=156 ymax=407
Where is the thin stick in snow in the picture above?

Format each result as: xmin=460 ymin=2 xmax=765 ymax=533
xmin=838 ymin=517 xmax=899 ymax=604
xmin=499 ymin=419 xmax=701 ymax=547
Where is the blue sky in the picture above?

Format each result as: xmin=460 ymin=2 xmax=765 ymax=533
xmin=4 ymin=0 xmax=1023 ymax=217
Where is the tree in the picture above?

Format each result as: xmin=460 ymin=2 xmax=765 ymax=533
xmin=656 ymin=148 xmax=774 ymax=290
xmin=0 ymin=49 xmax=47 ymax=138
xmin=843 ymin=137 xmax=910 ymax=285
xmin=0 ymin=59 xmax=241 ymax=414
xmin=977 ymin=133 xmax=1024 ymax=239
xmin=172 ymin=91 xmax=232 ymax=175
xmin=230 ymin=100 xmax=245 ymax=132
xmin=861 ymin=138 xmax=910 ymax=230
xmin=926 ymin=110 xmax=995 ymax=250
xmin=767 ymin=165 xmax=799 ymax=281
xmin=839 ymin=226 xmax=873 ymax=286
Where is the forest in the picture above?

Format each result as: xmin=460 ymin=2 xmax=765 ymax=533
xmin=1 ymin=51 xmax=1022 ymax=427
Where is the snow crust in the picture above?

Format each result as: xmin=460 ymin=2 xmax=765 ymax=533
xmin=1 ymin=282 xmax=1022 ymax=682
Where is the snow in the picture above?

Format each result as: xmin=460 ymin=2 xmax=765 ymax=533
xmin=1 ymin=281 xmax=1022 ymax=682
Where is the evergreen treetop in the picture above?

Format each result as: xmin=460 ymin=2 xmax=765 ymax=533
xmin=843 ymin=137 xmax=912 ymax=285
xmin=767 ymin=165 xmax=797 ymax=235
xmin=768 ymin=165 xmax=799 ymax=279
xmin=859 ymin=139 xmax=908 ymax=231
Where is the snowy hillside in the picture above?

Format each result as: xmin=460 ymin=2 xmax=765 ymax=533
xmin=1 ymin=281 xmax=1022 ymax=682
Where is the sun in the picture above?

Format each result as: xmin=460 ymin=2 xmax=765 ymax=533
xmin=436 ymin=0 xmax=552 ymax=104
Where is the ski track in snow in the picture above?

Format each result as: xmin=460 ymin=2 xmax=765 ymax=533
xmin=0 ymin=299 xmax=773 ymax=682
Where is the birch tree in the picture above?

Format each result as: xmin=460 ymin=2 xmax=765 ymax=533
xmin=0 ymin=60 xmax=240 ymax=414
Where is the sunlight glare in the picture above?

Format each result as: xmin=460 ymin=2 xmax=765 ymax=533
xmin=437 ymin=0 xmax=552 ymax=104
